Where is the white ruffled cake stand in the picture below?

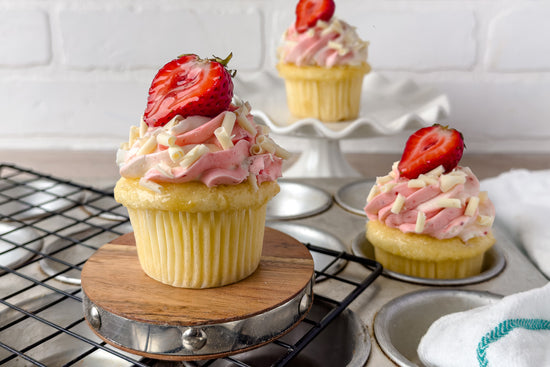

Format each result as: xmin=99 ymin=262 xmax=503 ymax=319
xmin=235 ymin=72 xmax=450 ymax=178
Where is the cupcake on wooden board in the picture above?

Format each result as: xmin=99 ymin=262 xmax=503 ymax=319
xmin=277 ymin=0 xmax=370 ymax=122
xmin=115 ymin=53 xmax=290 ymax=288
xmin=364 ymin=125 xmax=496 ymax=279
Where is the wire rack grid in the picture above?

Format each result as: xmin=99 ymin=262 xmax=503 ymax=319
xmin=0 ymin=163 xmax=382 ymax=367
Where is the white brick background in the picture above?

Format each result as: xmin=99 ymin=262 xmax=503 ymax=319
xmin=1 ymin=0 xmax=550 ymax=154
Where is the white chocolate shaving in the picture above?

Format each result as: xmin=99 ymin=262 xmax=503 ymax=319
xmin=168 ymin=146 xmax=185 ymax=163
xmin=464 ymin=196 xmax=480 ymax=217
xmin=440 ymin=173 xmax=466 ymax=192
xmin=250 ymin=144 xmax=263 ymax=155
xmin=274 ymin=145 xmax=292 ymax=159
xmin=248 ymin=173 xmax=258 ymax=191
xmin=479 ymin=191 xmax=489 ymax=203
xmin=381 ymin=182 xmax=396 ymax=193
xmin=477 ymin=215 xmax=494 ymax=227
xmin=415 ymin=211 xmax=426 ymax=233
xmin=214 ymin=127 xmax=234 ymax=150
xmin=366 ymin=185 xmax=380 ymax=203
xmin=258 ymin=136 xmax=277 ymax=154
xmin=427 ymin=165 xmax=445 ymax=177
xmin=156 ymin=132 xmax=176 ymax=147
xmin=376 ymin=175 xmax=393 ymax=185
xmin=136 ymin=135 xmax=157 ymax=156
xmin=222 ymin=111 xmax=236 ymax=135
xmin=419 ymin=174 xmax=438 ymax=186
xmin=437 ymin=198 xmax=462 ymax=208
xmin=164 ymin=115 xmax=183 ymax=130
xmin=139 ymin=117 xmax=148 ymax=138
xmin=408 ymin=179 xmax=426 ymax=189
xmin=179 ymin=144 xmax=209 ymax=169
xmin=139 ymin=177 xmax=162 ymax=193
xmin=391 ymin=194 xmax=406 ymax=214
xmin=129 ymin=126 xmax=140 ymax=146
xmin=236 ymin=107 xmax=257 ymax=135
xmin=155 ymin=163 xmax=174 ymax=178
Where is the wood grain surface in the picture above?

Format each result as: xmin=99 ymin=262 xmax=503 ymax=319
xmin=81 ymin=227 xmax=314 ymax=326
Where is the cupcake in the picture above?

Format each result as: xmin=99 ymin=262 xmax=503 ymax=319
xmin=114 ymin=54 xmax=289 ymax=288
xmin=364 ymin=125 xmax=496 ymax=279
xmin=277 ymin=0 xmax=370 ymax=122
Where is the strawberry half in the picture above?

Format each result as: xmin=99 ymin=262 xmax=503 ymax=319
xmin=143 ymin=53 xmax=235 ymax=127
xmin=398 ymin=124 xmax=465 ymax=179
xmin=295 ymin=0 xmax=335 ymax=33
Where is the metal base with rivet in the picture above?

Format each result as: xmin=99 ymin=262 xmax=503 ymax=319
xmin=81 ymin=228 xmax=315 ymax=361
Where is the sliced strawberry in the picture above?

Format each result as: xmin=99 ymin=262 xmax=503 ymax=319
xmin=143 ymin=54 xmax=235 ymax=127
xmin=398 ymin=124 xmax=465 ymax=179
xmin=295 ymin=0 xmax=335 ymax=33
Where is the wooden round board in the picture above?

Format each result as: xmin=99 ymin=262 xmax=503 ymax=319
xmin=81 ymin=227 xmax=315 ymax=360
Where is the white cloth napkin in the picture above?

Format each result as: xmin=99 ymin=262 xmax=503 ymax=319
xmin=480 ymin=169 xmax=550 ymax=278
xmin=418 ymin=283 xmax=550 ymax=367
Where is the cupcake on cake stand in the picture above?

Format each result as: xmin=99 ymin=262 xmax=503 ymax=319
xmin=245 ymin=72 xmax=450 ymax=177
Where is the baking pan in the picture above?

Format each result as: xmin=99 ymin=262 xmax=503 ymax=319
xmin=374 ymin=289 xmax=502 ymax=367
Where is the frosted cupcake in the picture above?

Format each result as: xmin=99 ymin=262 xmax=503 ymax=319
xmin=277 ymin=0 xmax=370 ymax=122
xmin=115 ymin=54 xmax=289 ymax=288
xmin=364 ymin=125 xmax=496 ymax=279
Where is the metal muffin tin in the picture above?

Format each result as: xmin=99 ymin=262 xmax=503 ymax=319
xmin=267 ymin=221 xmax=348 ymax=280
xmin=374 ymin=289 xmax=502 ymax=367
xmin=352 ymin=230 xmax=506 ymax=286
xmin=266 ymin=181 xmax=332 ymax=220
xmin=0 ymin=222 xmax=43 ymax=273
xmin=334 ymin=179 xmax=375 ymax=216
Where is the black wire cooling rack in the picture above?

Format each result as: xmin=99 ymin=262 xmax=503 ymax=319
xmin=0 ymin=163 xmax=382 ymax=367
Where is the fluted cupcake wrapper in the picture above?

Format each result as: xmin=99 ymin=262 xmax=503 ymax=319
xmin=127 ymin=205 xmax=267 ymax=288
xmin=373 ymin=246 xmax=485 ymax=279
xmin=277 ymin=63 xmax=370 ymax=122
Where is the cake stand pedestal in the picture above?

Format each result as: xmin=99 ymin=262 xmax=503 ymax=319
xmin=81 ymin=228 xmax=314 ymax=361
xmin=284 ymin=138 xmax=361 ymax=177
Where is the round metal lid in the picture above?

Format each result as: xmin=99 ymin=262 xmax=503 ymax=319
xmin=0 ymin=222 xmax=43 ymax=273
xmin=351 ymin=230 xmax=506 ymax=286
xmin=266 ymin=181 xmax=332 ymax=220
xmin=267 ymin=222 xmax=348 ymax=280
xmin=81 ymin=228 xmax=315 ymax=361
xmin=374 ymin=289 xmax=502 ymax=367
xmin=1 ymin=179 xmax=85 ymax=221
xmin=334 ymin=179 xmax=375 ymax=216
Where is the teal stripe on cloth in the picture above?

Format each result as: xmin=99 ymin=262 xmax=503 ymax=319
xmin=476 ymin=318 xmax=550 ymax=367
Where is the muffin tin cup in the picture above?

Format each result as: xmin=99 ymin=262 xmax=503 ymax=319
xmin=352 ymin=231 xmax=506 ymax=286
xmin=374 ymin=289 xmax=502 ymax=367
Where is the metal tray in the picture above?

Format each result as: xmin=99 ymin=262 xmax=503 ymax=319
xmin=334 ymin=179 xmax=374 ymax=216
xmin=374 ymin=289 xmax=502 ymax=367
xmin=267 ymin=222 xmax=347 ymax=280
xmin=266 ymin=181 xmax=332 ymax=220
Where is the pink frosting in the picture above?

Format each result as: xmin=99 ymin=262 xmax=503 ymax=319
xmin=364 ymin=165 xmax=496 ymax=242
xmin=278 ymin=17 xmax=368 ymax=67
xmin=118 ymin=104 xmax=284 ymax=188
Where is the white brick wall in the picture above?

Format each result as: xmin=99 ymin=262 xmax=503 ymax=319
xmin=1 ymin=0 xmax=550 ymax=154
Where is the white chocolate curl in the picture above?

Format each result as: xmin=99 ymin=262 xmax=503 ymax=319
xmin=168 ymin=146 xmax=185 ymax=163
xmin=179 ymin=144 xmax=210 ymax=169
xmin=157 ymin=132 xmax=176 ymax=147
xmin=222 ymin=112 xmax=236 ymax=135
xmin=137 ymin=135 xmax=157 ymax=156
xmin=214 ymin=127 xmax=234 ymax=150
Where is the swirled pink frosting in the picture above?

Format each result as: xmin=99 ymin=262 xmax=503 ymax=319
xmin=117 ymin=101 xmax=285 ymax=188
xmin=364 ymin=164 xmax=495 ymax=242
xmin=278 ymin=17 xmax=368 ymax=68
